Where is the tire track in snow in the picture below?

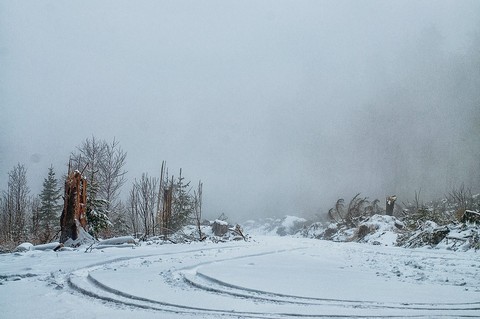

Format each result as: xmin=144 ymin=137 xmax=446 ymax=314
xmin=178 ymin=248 xmax=480 ymax=312
xmin=186 ymin=271 xmax=480 ymax=311
xmin=65 ymin=243 xmax=480 ymax=318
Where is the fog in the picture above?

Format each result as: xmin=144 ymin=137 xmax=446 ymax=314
xmin=1 ymin=1 xmax=479 ymax=221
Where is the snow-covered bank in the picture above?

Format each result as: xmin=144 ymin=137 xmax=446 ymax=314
xmin=244 ymin=213 xmax=480 ymax=252
xmin=1 ymin=236 xmax=479 ymax=318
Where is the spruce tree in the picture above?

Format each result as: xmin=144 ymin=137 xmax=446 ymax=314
xmin=39 ymin=165 xmax=62 ymax=242
xmin=85 ymin=171 xmax=110 ymax=238
xmin=170 ymin=169 xmax=194 ymax=231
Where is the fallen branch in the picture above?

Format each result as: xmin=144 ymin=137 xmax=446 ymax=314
xmin=232 ymin=224 xmax=247 ymax=241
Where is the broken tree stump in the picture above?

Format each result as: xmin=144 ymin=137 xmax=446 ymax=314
xmin=60 ymin=170 xmax=88 ymax=244
xmin=386 ymin=195 xmax=397 ymax=216
xmin=212 ymin=220 xmax=229 ymax=236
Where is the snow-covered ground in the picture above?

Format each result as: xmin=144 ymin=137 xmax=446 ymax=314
xmin=1 ymin=236 xmax=479 ymax=318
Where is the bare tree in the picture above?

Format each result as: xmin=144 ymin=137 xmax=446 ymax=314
xmin=98 ymin=138 xmax=127 ymax=212
xmin=448 ymin=183 xmax=472 ymax=211
xmin=70 ymin=136 xmax=105 ymax=179
xmin=0 ymin=196 xmax=7 ymax=244
xmin=128 ymin=186 xmax=140 ymax=237
xmin=1 ymin=164 xmax=31 ymax=244
xmin=70 ymin=136 xmax=128 ymax=236
xmin=128 ymin=164 xmax=201 ymax=240
xmin=130 ymin=173 xmax=158 ymax=238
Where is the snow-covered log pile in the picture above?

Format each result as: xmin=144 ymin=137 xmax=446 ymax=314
xmin=398 ymin=221 xmax=480 ymax=251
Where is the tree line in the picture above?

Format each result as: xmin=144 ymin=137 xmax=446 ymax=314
xmin=0 ymin=137 xmax=202 ymax=251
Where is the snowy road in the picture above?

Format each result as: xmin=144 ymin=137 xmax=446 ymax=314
xmin=1 ymin=236 xmax=479 ymax=318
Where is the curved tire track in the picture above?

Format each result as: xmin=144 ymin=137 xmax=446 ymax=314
xmin=65 ymin=244 xmax=480 ymax=318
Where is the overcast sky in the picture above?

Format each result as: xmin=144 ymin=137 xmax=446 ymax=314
xmin=1 ymin=1 xmax=479 ymax=221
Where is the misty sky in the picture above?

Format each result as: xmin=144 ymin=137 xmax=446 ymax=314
xmin=1 ymin=1 xmax=479 ymax=221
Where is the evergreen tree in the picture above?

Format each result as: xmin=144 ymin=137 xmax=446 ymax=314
xmin=170 ymin=169 xmax=194 ymax=232
xmin=85 ymin=174 xmax=110 ymax=238
xmin=108 ymin=201 xmax=129 ymax=237
xmin=38 ymin=165 xmax=62 ymax=243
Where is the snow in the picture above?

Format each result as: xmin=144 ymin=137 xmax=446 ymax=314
xmin=1 ymin=234 xmax=479 ymax=318
xmin=63 ymin=220 xmax=95 ymax=247
xmin=97 ymin=236 xmax=137 ymax=246
xmin=243 ymin=215 xmax=307 ymax=236
xmin=14 ymin=242 xmax=33 ymax=252
xmin=282 ymin=215 xmax=307 ymax=230
xmin=358 ymin=214 xmax=404 ymax=246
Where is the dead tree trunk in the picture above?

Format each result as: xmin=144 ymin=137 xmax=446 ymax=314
xmin=60 ymin=170 xmax=88 ymax=243
xmin=386 ymin=195 xmax=397 ymax=216
xmin=194 ymin=180 xmax=203 ymax=240
xmin=161 ymin=179 xmax=173 ymax=238
xmin=155 ymin=161 xmax=166 ymax=237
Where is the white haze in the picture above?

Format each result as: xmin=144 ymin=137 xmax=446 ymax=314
xmin=1 ymin=1 xmax=479 ymax=221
